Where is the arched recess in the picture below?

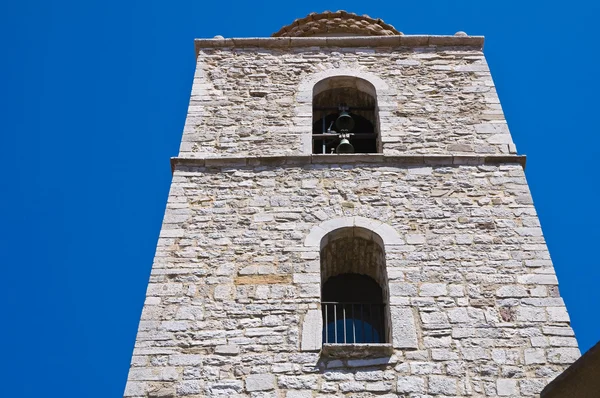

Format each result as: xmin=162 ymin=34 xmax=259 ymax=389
xmin=300 ymin=217 xmax=418 ymax=352
xmin=295 ymin=69 xmax=393 ymax=155
xmin=320 ymin=227 xmax=390 ymax=344
xmin=312 ymin=76 xmax=380 ymax=154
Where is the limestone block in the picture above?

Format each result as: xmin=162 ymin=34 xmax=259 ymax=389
xmin=487 ymin=134 xmax=513 ymax=144
xmin=124 ymin=381 xmax=147 ymax=397
xmin=300 ymin=309 xmax=322 ymax=351
xmin=406 ymin=234 xmax=426 ymax=245
xmin=549 ymin=337 xmax=578 ymax=347
xmin=285 ymin=391 xmax=313 ymax=398
xmin=516 ymin=307 xmax=547 ymax=322
xmin=169 ymin=354 xmax=202 ymax=366
xmin=497 ymin=379 xmax=518 ymax=396
xmin=396 ymin=376 xmax=425 ymax=393
xmin=176 ymin=381 xmax=202 ymax=396
xmin=372 ymin=223 xmax=404 ymax=245
xmin=520 ymin=379 xmax=548 ymax=395
xmin=408 ymin=167 xmax=432 ymax=175
xmin=429 ymin=376 xmax=457 ymax=395
xmin=431 ymin=349 xmax=459 ymax=361
xmin=524 ymin=348 xmax=546 ymax=365
xmin=278 ymin=375 xmax=319 ymax=389
xmin=547 ymin=306 xmax=570 ymax=322
xmin=304 ymin=226 xmax=326 ymax=247
xmin=390 ymin=306 xmax=418 ymax=349
xmin=293 ymin=273 xmax=320 ymax=284
xmin=543 ymin=326 xmax=575 ymax=336
xmin=147 ymin=283 xmax=183 ymax=296
xmin=517 ymin=274 xmax=558 ymax=285
xmin=149 ymin=387 xmax=176 ymax=398
xmin=215 ymin=345 xmax=240 ymax=355
xmin=389 ymin=282 xmax=417 ymax=296
xmin=340 ymin=381 xmax=365 ymax=393
xmin=245 ymin=373 xmax=276 ymax=391
xmin=547 ymin=348 xmax=581 ymax=364
xmin=461 ymin=347 xmax=490 ymax=361
xmin=128 ymin=367 xmax=178 ymax=381
xmin=419 ymin=283 xmax=447 ymax=297
xmin=448 ymin=307 xmax=470 ymax=323
xmin=206 ymin=380 xmax=243 ymax=395
xmin=496 ymin=285 xmax=528 ymax=298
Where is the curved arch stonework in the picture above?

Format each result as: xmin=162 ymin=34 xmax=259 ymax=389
xmin=298 ymin=68 xmax=391 ymax=99
xmin=295 ymin=69 xmax=395 ymax=154
xmin=304 ymin=216 xmax=403 ymax=248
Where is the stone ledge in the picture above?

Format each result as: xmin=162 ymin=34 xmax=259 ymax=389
xmin=321 ymin=343 xmax=394 ymax=359
xmin=194 ymin=35 xmax=484 ymax=55
xmin=170 ymin=154 xmax=526 ymax=173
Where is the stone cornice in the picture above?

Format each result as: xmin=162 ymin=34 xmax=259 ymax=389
xmin=171 ymin=154 xmax=525 ymax=173
xmin=194 ymin=35 xmax=484 ymax=56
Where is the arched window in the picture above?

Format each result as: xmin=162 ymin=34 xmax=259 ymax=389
xmin=320 ymin=227 xmax=390 ymax=345
xmin=312 ymin=77 xmax=380 ymax=155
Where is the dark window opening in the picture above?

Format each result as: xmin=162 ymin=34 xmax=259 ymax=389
xmin=322 ymin=274 xmax=385 ymax=344
xmin=319 ymin=226 xmax=391 ymax=346
xmin=312 ymin=77 xmax=380 ymax=154
xmin=312 ymin=113 xmax=377 ymax=154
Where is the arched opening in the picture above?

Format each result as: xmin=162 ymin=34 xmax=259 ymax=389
xmin=320 ymin=227 xmax=390 ymax=344
xmin=312 ymin=76 xmax=380 ymax=155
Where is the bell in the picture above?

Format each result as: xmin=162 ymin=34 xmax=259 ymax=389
xmin=336 ymin=138 xmax=355 ymax=154
xmin=335 ymin=111 xmax=355 ymax=132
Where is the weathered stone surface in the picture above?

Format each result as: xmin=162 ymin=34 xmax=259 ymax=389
xmin=300 ymin=309 xmax=322 ymax=351
xmin=497 ymin=379 xmax=518 ymax=396
xmin=429 ymin=375 xmax=457 ymax=395
xmin=148 ymin=387 xmax=176 ymax=398
xmin=123 ymin=18 xmax=579 ymax=398
xmin=214 ymin=345 xmax=240 ymax=355
xmin=126 ymin=161 xmax=578 ymax=396
xmin=245 ymin=374 xmax=276 ymax=392
xmin=397 ymin=376 xmax=425 ymax=393
xmin=180 ymin=46 xmax=513 ymax=158
xmin=390 ymin=307 xmax=418 ymax=349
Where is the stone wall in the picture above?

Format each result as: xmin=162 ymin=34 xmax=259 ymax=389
xmin=180 ymin=45 xmax=516 ymax=158
xmin=124 ymin=161 xmax=578 ymax=397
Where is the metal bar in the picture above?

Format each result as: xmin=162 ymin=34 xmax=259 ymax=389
xmin=343 ymin=304 xmax=346 ymax=344
xmin=321 ymin=302 xmax=389 ymax=344
xmin=375 ymin=303 xmax=380 ymax=343
xmin=324 ymin=303 xmax=328 ymax=344
xmin=352 ymin=304 xmax=356 ymax=344
xmin=321 ymin=111 xmax=326 ymax=154
xmin=312 ymin=133 xmax=377 ymax=139
xmin=334 ymin=303 xmax=337 ymax=343
xmin=361 ymin=305 xmax=364 ymax=344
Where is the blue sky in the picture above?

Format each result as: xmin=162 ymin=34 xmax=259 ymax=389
xmin=1 ymin=1 xmax=598 ymax=397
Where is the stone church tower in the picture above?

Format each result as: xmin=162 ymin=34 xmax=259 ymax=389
xmin=124 ymin=11 xmax=580 ymax=398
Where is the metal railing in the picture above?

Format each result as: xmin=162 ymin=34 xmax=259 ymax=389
xmin=321 ymin=302 xmax=386 ymax=344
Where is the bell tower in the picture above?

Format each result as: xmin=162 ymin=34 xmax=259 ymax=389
xmin=124 ymin=11 xmax=580 ymax=398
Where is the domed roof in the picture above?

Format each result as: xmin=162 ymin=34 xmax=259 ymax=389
xmin=272 ymin=11 xmax=401 ymax=37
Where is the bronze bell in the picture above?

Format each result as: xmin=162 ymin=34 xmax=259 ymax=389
xmin=336 ymin=138 xmax=355 ymax=154
xmin=335 ymin=111 xmax=355 ymax=132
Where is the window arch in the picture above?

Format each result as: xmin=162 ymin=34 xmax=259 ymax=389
xmin=312 ymin=76 xmax=381 ymax=154
xmin=320 ymin=227 xmax=390 ymax=345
